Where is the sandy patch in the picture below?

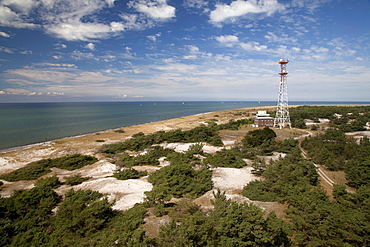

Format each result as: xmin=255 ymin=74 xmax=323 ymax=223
xmin=257 ymin=152 xmax=286 ymax=164
xmin=346 ymin=131 xmax=370 ymax=137
xmin=160 ymin=142 xmax=223 ymax=154
xmin=72 ymin=177 xmax=153 ymax=211
xmin=0 ymin=180 xmax=35 ymax=197
xmin=211 ymin=166 xmax=260 ymax=192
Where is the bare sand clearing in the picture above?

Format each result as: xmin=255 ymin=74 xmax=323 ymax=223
xmin=0 ymin=106 xmax=298 ymax=213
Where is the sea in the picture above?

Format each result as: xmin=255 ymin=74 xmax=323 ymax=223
xmin=0 ymin=101 xmax=369 ymax=151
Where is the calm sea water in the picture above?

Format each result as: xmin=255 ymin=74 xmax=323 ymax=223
xmin=0 ymin=101 xmax=368 ymax=151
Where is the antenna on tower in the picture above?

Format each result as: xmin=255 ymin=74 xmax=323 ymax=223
xmin=274 ymin=58 xmax=291 ymax=129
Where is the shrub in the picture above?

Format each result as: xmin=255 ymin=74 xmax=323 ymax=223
xmin=0 ymin=154 xmax=97 ymax=182
xmin=114 ymin=129 xmax=125 ymax=133
xmin=0 ymin=159 xmax=52 ymax=182
xmin=64 ymin=173 xmax=91 ymax=186
xmin=35 ymin=175 xmax=62 ymax=189
xmin=203 ymin=149 xmax=246 ymax=168
xmin=113 ymin=168 xmax=147 ymax=180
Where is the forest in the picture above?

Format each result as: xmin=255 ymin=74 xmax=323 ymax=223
xmin=0 ymin=105 xmax=369 ymax=246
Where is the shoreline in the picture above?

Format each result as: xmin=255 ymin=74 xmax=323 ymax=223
xmin=0 ymin=107 xmax=261 ymax=155
xmin=1 ymin=102 xmax=368 ymax=153
xmin=0 ymin=103 xmax=360 ymax=155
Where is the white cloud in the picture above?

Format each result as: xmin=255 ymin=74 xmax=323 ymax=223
xmin=183 ymin=0 xmax=208 ymax=9
xmin=129 ymin=0 xmax=176 ymax=19
xmin=71 ymin=50 xmax=96 ymax=60
xmin=0 ymin=88 xmax=65 ymax=96
xmin=147 ymin=32 xmax=161 ymax=42
xmin=0 ymin=0 xmax=168 ymax=41
xmin=264 ymin=31 xmax=298 ymax=44
xmin=186 ymin=45 xmax=200 ymax=53
xmin=85 ymin=43 xmax=95 ymax=50
xmin=216 ymin=35 xmax=239 ymax=44
xmin=0 ymin=46 xmax=14 ymax=53
xmin=2 ymin=0 xmax=37 ymax=13
xmin=240 ymin=41 xmax=267 ymax=51
xmin=105 ymin=0 xmax=117 ymax=7
xmin=183 ymin=55 xmax=197 ymax=59
xmin=209 ymin=0 xmax=285 ymax=24
xmin=0 ymin=5 xmax=36 ymax=28
xmin=216 ymin=34 xmax=268 ymax=53
xmin=0 ymin=31 xmax=10 ymax=37
xmin=46 ymin=21 xmax=125 ymax=41
xmin=290 ymin=0 xmax=331 ymax=14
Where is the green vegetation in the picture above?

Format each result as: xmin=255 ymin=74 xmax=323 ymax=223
xmin=115 ymin=146 xmax=175 ymax=167
xmin=156 ymin=190 xmax=291 ymax=246
xmin=146 ymin=158 xmax=212 ymax=203
xmin=242 ymin=142 xmax=370 ymax=246
xmin=100 ymin=119 xmax=254 ymax=154
xmin=0 ymin=154 xmax=97 ymax=182
xmin=2 ymin=105 xmax=370 ymax=246
xmin=114 ymin=129 xmax=125 ymax=133
xmin=63 ymin=173 xmax=91 ymax=186
xmin=290 ymin=105 xmax=370 ymax=130
xmin=203 ymin=149 xmax=246 ymax=168
xmin=242 ymin=150 xmax=318 ymax=203
xmin=302 ymin=129 xmax=370 ymax=188
xmin=34 ymin=175 xmax=62 ymax=189
xmin=113 ymin=168 xmax=148 ymax=180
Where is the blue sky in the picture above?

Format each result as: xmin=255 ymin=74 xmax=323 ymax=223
xmin=0 ymin=0 xmax=369 ymax=102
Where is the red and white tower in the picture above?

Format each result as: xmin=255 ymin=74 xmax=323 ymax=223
xmin=274 ymin=59 xmax=291 ymax=129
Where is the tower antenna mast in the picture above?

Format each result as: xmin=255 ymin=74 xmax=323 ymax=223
xmin=274 ymin=58 xmax=291 ymax=129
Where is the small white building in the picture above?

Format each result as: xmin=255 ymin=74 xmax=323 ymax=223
xmin=254 ymin=111 xmax=275 ymax=127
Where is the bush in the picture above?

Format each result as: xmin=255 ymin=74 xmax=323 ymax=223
xmin=242 ymin=126 xmax=276 ymax=147
xmin=113 ymin=168 xmax=147 ymax=180
xmin=34 ymin=175 xmax=62 ymax=189
xmin=0 ymin=154 xmax=97 ymax=182
xmin=203 ymin=149 xmax=246 ymax=168
xmin=146 ymin=162 xmax=212 ymax=201
xmin=114 ymin=129 xmax=125 ymax=133
xmin=51 ymin=154 xmax=98 ymax=170
xmin=0 ymin=159 xmax=52 ymax=182
xmin=64 ymin=173 xmax=91 ymax=186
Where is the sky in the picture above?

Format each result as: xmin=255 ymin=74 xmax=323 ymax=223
xmin=0 ymin=0 xmax=369 ymax=102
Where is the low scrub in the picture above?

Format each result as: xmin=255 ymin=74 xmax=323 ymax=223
xmin=113 ymin=168 xmax=148 ymax=180
xmin=0 ymin=154 xmax=97 ymax=182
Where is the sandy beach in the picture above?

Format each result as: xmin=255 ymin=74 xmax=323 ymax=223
xmin=0 ymin=105 xmax=299 ymax=214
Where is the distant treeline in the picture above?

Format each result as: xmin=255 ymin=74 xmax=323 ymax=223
xmin=289 ymin=105 xmax=370 ymax=130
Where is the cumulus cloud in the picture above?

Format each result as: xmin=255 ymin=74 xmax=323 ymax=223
xmin=46 ymin=21 xmax=126 ymax=41
xmin=216 ymin=35 xmax=239 ymax=45
xmin=85 ymin=43 xmax=95 ymax=50
xmin=209 ymin=0 xmax=285 ymax=24
xmin=0 ymin=0 xmax=173 ymax=41
xmin=216 ymin=34 xmax=267 ymax=52
xmin=0 ymin=5 xmax=37 ymax=28
xmin=129 ymin=0 xmax=176 ymax=19
xmin=0 ymin=31 xmax=10 ymax=37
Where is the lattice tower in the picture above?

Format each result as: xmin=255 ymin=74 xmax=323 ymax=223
xmin=274 ymin=59 xmax=291 ymax=129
